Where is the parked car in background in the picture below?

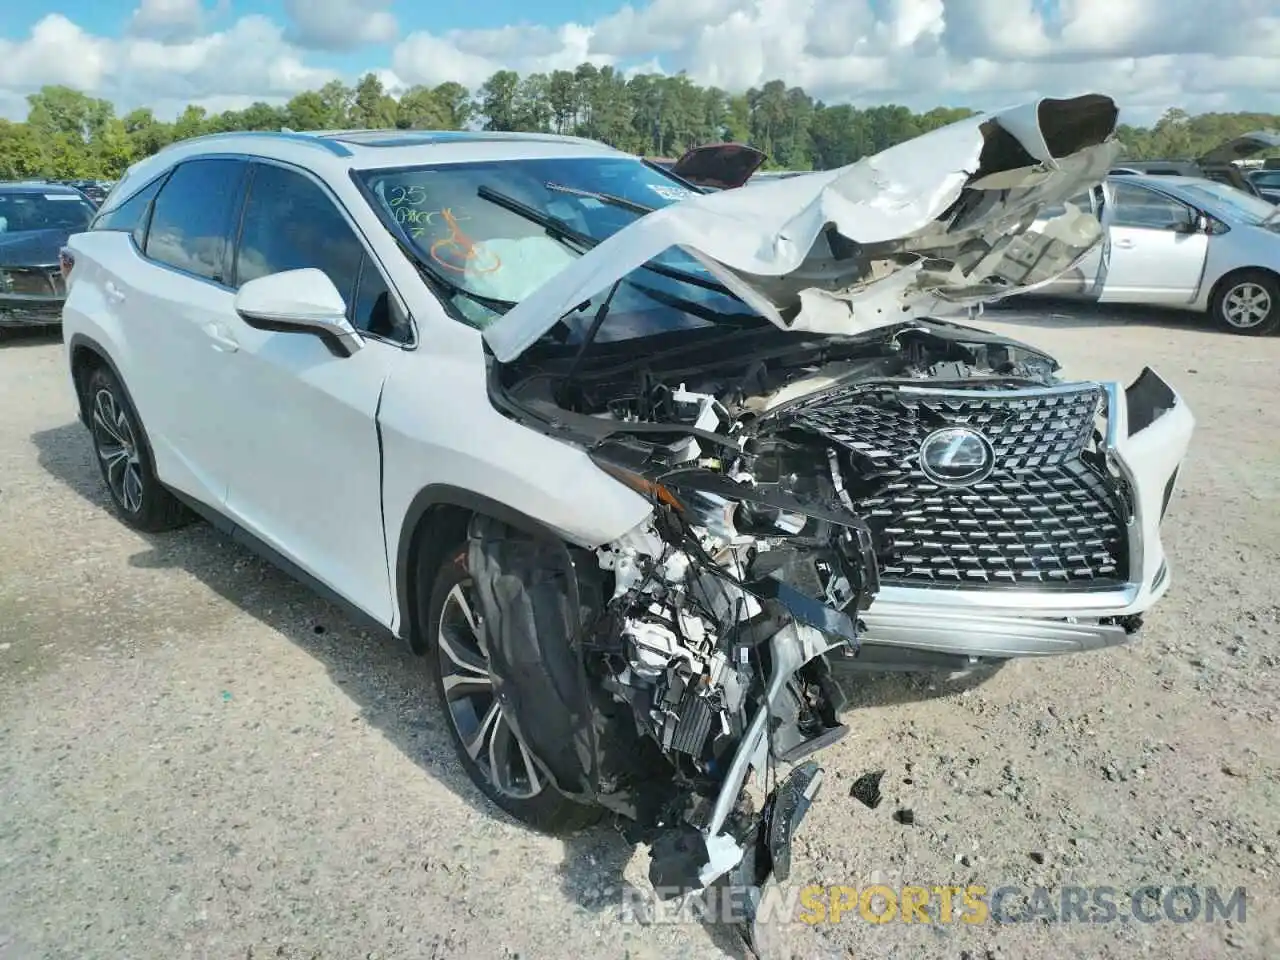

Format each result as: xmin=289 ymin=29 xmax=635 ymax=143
xmin=0 ymin=181 xmax=97 ymax=333
xmin=1246 ymin=168 xmax=1280 ymax=204
xmin=1107 ymin=130 xmax=1280 ymax=200
xmin=63 ymin=179 xmax=113 ymax=205
xmin=1022 ymin=174 xmax=1280 ymax=334
xmin=647 ymin=142 xmax=767 ymax=190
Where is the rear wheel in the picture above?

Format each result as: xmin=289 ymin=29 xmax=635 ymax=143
xmin=85 ymin=365 xmax=191 ymax=532
xmin=426 ymin=544 xmax=602 ymax=833
xmin=1210 ymin=270 xmax=1280 ymax=335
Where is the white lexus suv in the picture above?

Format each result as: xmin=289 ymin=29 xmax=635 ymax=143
xmin=61 ymin=93 xmax=1193 ymax=929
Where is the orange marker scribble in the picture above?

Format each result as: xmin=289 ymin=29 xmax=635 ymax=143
xmin=429 ymin=208 xmax=501 ymax=275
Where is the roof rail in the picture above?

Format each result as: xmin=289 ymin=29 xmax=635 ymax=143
xmin=165 ymin=130 xmax=353 ymax=158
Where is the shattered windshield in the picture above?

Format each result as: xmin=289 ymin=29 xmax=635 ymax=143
xmin=355 ymin=157 xmax=765 ymax=343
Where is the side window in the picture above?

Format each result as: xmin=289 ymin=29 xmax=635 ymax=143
xmin=1109 ymin=182 xmax=1195 ymax=231
xmin=235 ymin=162 xmax=408 ymax=342
xmin=352 ymin=255 xmax=407 ymax=339
xmin=235 ymin=163 xmax=361 ymax=302
xmin=145 ymin=159 xmax=246 ymax=282
xmin=90 ymin=174 xmax=166 ymax=244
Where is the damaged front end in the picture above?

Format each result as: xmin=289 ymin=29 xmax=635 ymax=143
xmin=456 ymin=92 xmax=1193 ymax=938
xmin=464 ymin=410 xmax=878 ymax=899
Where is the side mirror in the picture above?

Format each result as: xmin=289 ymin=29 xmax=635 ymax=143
xmin=1196 ymin=213 xmax=1211 ymax=233
xmin=234 ymin=268 xmax=363 ymax=357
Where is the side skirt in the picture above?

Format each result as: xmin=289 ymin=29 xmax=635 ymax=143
xmin=170 ymin=489 xmax=399 ymax=643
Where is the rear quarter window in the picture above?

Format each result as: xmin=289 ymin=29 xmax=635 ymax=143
xmin=91 ymin=174 xmax=169 ymax=248
xmin=144 ymin=159 xmax=247 ymax=283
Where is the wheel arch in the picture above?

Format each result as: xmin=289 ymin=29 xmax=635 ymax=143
xmin=395 ymin=485 xmax=571 ymax=655
xmin=68 ymin=333 xmax=121 ymax=427
xmin=68 ymin=336 xmax=153 ymax=460
xmin=1207 ymin=265 xmax=1280 ymax=313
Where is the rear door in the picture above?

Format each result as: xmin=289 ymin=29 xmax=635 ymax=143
xmin=1096 ymin=181 xmax=1208 ymax=305
xmin=107 ymin=158 xmax=250 ymax=507
xmin=217 ymin=160 xmax=405 ymax=623
xmin=1028 ymin=187 xmax=1105 ymax=298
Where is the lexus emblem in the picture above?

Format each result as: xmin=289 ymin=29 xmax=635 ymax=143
xmin=918 ymin=426 xmax=995 ymax=486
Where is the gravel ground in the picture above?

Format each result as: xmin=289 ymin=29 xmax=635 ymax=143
xmin=1 ymin=303 xmax=1278 ymax=960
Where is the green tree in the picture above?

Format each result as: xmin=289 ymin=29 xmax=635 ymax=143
xmin=350 ymin=73 xmax=398 ymax=129
xmin=5 ymin=67 xmax=1276 ymax=175
xmin=0 ymin=120 xmax=42 ymax=179
xmin=479 ymin=70 xmax=520 ymax=131
xmin=433 ymin=82 xmax=473 ymax=129
xmin=396 ymin=86 xmax=451 ymax=129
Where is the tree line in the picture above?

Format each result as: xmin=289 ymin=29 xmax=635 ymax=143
xmin=1 ymin=67 xmax=1277 ymax=182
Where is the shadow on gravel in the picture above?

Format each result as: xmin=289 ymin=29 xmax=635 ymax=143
xmin=979 ymin=298 xmax=1213 ymax=332
xmin=31 ymin=420 xmax=501 ymax=825
xmin=0 ymin=326 xmax=62 ymax=349
xmin=32 ymin=418 xmax=754 ymax=957
xmin=31 ymin=417 xmax=1002 ymax=960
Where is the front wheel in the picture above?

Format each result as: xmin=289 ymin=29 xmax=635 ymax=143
xmin=1210 ymin=270 xmax=1280 ymax=335
xmin=426 ymin=544 xmax=602 ymax=833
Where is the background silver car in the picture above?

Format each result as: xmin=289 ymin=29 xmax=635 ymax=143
xmin=1027 ymin=174 xmax=1280 ymax=335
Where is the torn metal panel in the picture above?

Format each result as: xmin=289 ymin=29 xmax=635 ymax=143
xmin=483 ymin=94 xmax=1121 ymax=362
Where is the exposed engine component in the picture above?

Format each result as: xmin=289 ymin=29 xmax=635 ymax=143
xmin=478 ymin=313 xmax=1186 ymax=935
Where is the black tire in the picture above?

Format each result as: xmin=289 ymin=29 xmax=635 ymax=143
xmin=426 ymin=544 xmax=602 ymax=833
xmin=84 ymin=365 xmax=192 ymax=532
xmin=1210 ymin=270 xmax=1280 ymax=336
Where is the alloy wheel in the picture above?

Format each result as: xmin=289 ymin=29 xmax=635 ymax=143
xmin=91 ymin=387 xmax=144 ymax=514
xmin=1222 ymin=281 xmax=1273 ymax=329
xmin=437 ymin=580 xmax=545 ymax=800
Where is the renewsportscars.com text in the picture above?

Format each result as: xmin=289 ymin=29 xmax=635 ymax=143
xmin=617 ymin=883 xmax=1248 ymax=926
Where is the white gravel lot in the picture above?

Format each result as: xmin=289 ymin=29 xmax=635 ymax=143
xmin=1 ymin=302 xmax=1277 ymax=960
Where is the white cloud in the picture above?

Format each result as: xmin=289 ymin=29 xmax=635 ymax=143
xmin=392 ymin=24 xmax=609 ymax=91
xmin=128 ymin=0 xmax=219 ymax=42
xmin=0 ymin=14 xmax=335 ymax=121
xmin=281 ymin=0 xmax=398 ymax=51
xmin=1 ymin=1 xmax=1279 ymax=127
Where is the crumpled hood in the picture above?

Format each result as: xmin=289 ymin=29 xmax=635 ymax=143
xmin=483 ymin=94 xmax=1121 ymax=363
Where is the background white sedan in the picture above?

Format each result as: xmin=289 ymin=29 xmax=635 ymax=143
xmin=1026 ymin=175 xmax=1280 ymax=335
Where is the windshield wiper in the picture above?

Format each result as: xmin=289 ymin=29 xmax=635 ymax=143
xmin=390 ymin=234 xmax=518 ymax=315
xmin=476 ymin=184 xmax=734 ymax=295
xmin=544 ymin=182 xmax=655 ymax=215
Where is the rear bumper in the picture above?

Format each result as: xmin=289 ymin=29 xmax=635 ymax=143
xmin=853 ymin=367 xmax=1193 ymax=661
xmin=0 ymin=300 xmax=63 ymax=328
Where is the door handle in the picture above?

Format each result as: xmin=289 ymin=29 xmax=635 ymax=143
xmin=1114 ymin=239 xmax=1135 ymax=249
xmin=204 ymin=322 xmax=240 ymax=353
xmin=104 ymin=280 xmax=126 ymax=304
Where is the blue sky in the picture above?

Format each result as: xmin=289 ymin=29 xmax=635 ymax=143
xmin=7 ymin=1 xmax=628 ymax=77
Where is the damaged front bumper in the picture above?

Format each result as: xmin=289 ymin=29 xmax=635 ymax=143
xmin=850 ymin=367 xmax=1193 ymax=664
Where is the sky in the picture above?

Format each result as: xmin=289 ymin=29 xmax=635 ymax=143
xmin=1 ymin=0 xmax=1278 ymax=126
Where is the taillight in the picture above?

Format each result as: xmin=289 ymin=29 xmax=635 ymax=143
xmin=59 ymin=248 xmax=75 ymax=281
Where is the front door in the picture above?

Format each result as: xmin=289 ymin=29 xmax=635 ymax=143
xmin=1097 ymin=181 xmax=1209 ymax=305
xmin=217 ymin=160 xmax=408 ymax=625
